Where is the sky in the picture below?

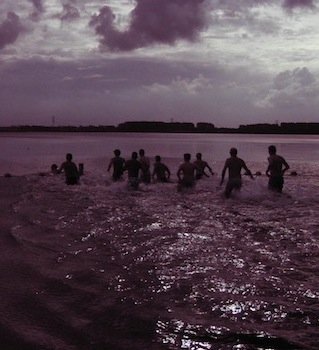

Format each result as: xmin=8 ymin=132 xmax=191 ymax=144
xmin=1 ymin=0 xmax=319 ymax=128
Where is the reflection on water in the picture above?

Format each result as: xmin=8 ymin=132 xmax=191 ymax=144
xmin=5 ymin=166 xmax=319 ymax=349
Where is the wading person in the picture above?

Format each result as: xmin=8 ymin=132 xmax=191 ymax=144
xmin=139 ymin=149 xmax=151 ymax=184
xmin=59 ymin=153 xmax=79 ymax=185
xmin=220 ymin=148 xmax=254 ymax=198
xmin=123 ymin=151 xmax=141 ymax=190
xmin=50 ymin=163 xmax=59 ymax=175
xmin=193 ymin=152 xmax=214 ymax=179
xmin=107 ymin=149 xmax=125 ymax=181
xmin=266 ymin=145 xmax=289 ymax=193
xmin=152 ymin=155 xmax=171 ymax=182
xmin=177 ymin=153 xmax=202 ymax=190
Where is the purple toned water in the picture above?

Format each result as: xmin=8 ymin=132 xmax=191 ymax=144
xmin=1 ymin=132 xmax=319 ymax=349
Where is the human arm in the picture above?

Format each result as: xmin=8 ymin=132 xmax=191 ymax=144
xmin=202 ymin=162 xmax=214 ymax=177
xmin=266 ymin=164 xmax=271 ymax=177
xmin=195 ymin=163 xmax=209 ymax=177
xmin=220 ymin=162 xmax=227 ymax=186
xmin=57 ymin=162 xmax=65 ymax=174
xmin=206 ymin=163 xmax=214 ymax=176
xmin=266 ymin=156 xmax=271 ymax=177
xmin=243 ymin=163 xmax=254 ymax=180
xmin=107 ymin=159 xmax=113 ymax=172
xmin=203 ymin=170 xmax=210 ymax=178
xmin=177 ymin=165 xmax=182 ymax=181
xmin=165 ymin=165 xmax=171 ymax=178
xmin=152 ymin=164 xmax=156 ymax=179
xmin=281 ymin=158 xmax=289 ymax=175
xmin=200 ymin=164 xmax=210 ymax=177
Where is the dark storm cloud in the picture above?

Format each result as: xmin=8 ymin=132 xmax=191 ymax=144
xmin=88 ymin=0 xmax=316 ymax=53
xmin=28 ymin=0 xmax=44 ymax=12
xmin=90 ymin=0 xmax=208 ymax=51
xmin=28 ymin=0 xmax=44 ymax=21
xmin=282 ymin=0 xmax=316 ymax=10
xmin=59 ymin=3 xmax=80 ymax=22
xmin=0 ymin=12 xmax=24 ymax=50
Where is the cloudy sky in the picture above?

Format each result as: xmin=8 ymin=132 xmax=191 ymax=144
xmin=1 ymin=0 xmax=319 ymax=127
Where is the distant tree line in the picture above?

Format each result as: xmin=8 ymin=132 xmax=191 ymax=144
xmin=238 ymin=123 xmax=319 ymax=134
xmin=116 ymin=121 xmax=216 ymax=133
xmin=1 ymin=121 xmax=319 ymax=134
xmin=0 ymin=125 xmax=116 ymax=132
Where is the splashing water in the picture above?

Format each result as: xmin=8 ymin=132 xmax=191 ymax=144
xmin=5 ymin=162 xmax=319 ymax=349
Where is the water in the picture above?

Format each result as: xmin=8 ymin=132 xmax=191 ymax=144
xmin=1 ymin=132 xmax=319 ymax=349
xmin=1 ymin=132 xmax=319 ymax=176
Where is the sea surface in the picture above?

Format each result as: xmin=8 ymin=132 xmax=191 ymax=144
xmin=1 ymin=132 xmax=319 ymax=349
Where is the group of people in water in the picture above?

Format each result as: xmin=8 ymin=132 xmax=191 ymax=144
xmin=107 ymin=149 xmax=217 ymax=191
xmin=53 ymin=145 xmax=290 ymax=198
xmin=219 ymin=145 xmax=289 ymax=198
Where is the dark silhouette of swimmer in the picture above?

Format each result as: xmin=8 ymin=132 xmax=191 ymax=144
xmin=177 ymin=153 xmax=202 ymax=189
xmin=266 ymin=145 xmax=290 ymax=193
xmin=107 ymin=149 xmax=125 ymax=181
xmin=139 ymin=149 xmax=151 ymax=184
xmin=152 ymin=155 xmax=171 ymax=182
xmin=50 ymin=164 xmax=59 ymax=174
xmin=59 ymin=153 xmax=79 ymax=185
xmin=220 ymin=148 xmax=254 ymax=198
xmin=123 ymin=151 xmax=141 ymax=190
xmin=193 ymin=152 xmax=214 ymax=179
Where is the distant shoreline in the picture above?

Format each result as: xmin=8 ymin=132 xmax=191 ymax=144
xmin=1 ymin=121 xmax=319 ymax=135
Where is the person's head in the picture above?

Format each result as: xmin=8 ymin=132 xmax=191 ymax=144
xmin=114 ymin=149 xmax=121 ymax=157
xmin=230 ymin=148 xmax=237 ymax=157
xmin=51 ymin=164 xmax=58 ymax=172
xmin=155 ymin=155 xmax=161 ymax=162
xmin=196 ymin=152 xmax=202 ymax=160
xmin=268 ymin=145 xmax=276 ymax=155
xmin=66 ymin=153 xmax=73 ymax=161
xmin=139 ymin=149 xmax=145 ymax=156
xmin=184 ymin=153 xmax=191 ymax=162
xmin=132 ymin=151 xmax=138 ymax=159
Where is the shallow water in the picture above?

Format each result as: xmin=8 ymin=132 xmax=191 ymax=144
xmin=3 ymin=164 xmax=319 ymax=349
xmin=1 ymin=132 xmax=319 ymax=176
xmin=1 ymin=132 xmax=319 ymax=349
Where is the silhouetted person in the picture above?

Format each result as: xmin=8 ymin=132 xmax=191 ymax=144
xmin=177 ymin=153 xmax=202 ymax=189
xmin=220 ymin=148 xmax=254 ymax=198
xmin=108 ymin=149 xmax=125 ymax=181
xmin=123 ymin=151 xmax=141 ymax=190
xmin=193 ymin=152 xmax=214 ymax=179
xmin=266 ymin=145 xmax=289 ymax=193
xmin=50 ymin=164 xmax=59 ymax=175
xmin=59 ymin=153 xmax=79 ymax=185
xmin=152 ymin=155 xmax=171 ymax=182
xmin=139 ymin=149 xmax=151 ymax=184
